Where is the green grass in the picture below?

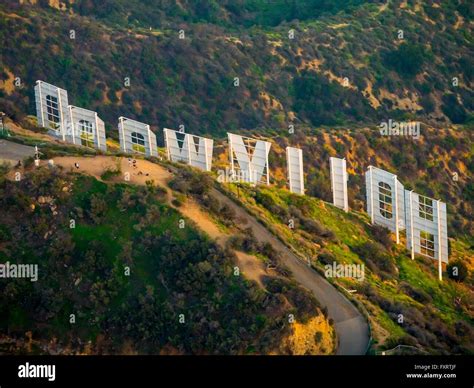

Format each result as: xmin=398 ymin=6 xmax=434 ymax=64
xmin=397 ymin=255 xmax=469 ymax=325
xmin=224 ymin=180 xmax=473 ymax=352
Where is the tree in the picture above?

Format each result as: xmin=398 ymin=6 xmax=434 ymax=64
xmin=385 ymin=43 xmax=428 ymax=77
xmin=442 ymin=94 xmax=467 ymax=124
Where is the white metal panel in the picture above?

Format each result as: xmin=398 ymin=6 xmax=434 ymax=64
xmin=187 ymin=134 xmax=214 ymax=171
xmin=405 ymin=190 xmax=449 ymax=265
xmin=366 ymin=166 xmax=405 ymax=243
xmin=228 ymin=133 xmax=271 ymax=185
xmin=330 ymin=157 xmax=348 ymax=212
xmin=118 ymin=117 xmax=158 ymax=157
xmin=67 ymin=106 xmax=107 ymax=152
xmin=163 ymin=128 xmax=214 ymax=171
xmin=34 ymin=80 xmax=69 ymax=140
xmin=164 ymin=128 xmax=188 ymax=163
xmin=286 ymin=147 xmax=304 ymax=194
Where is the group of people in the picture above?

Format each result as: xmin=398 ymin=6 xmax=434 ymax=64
xmin=128 ymin=158 xmax=137 ymax=169
xmin=128 ymin=158 xmax=149 ymax=177
xmin=18 ymin=153 xmax=154 ymax=178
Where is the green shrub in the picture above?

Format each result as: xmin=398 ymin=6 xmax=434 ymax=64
xmin=442 ymin=93 xmax=467 ymax=124
xmin=399 ymin=282 xmax=432 ymax=304
xmin=353 ymin=241 xmax=397 ymax=278
xmin=100 ymin=168 xmax=121 ymax=181
xmin=384 ymin=43 xmax=428 ymax=77
xmin=447 ymin=260 xmax=468 ymax=282
xmin=318 ymin=251 xmax=336 ymax=266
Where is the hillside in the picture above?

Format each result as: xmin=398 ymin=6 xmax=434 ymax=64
xmin=0 ymin=118 xmax=472 ymax=354
xmin=0 ymin=0 xmax=473 ymax=358
xmin=0 ymin=0 xmax=472 ymax=136
xmin=0 ymin=148 xmax=336 ymax=355
xmin=217 ymin=180 xmax=473 ymax=354
xmin=212 ymin=126 xmax=474 ymax=241
xmin=1 ymin=1 xmax=472 ymax=240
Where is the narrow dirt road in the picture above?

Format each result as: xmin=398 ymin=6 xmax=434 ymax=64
xmin=51 ymin=156 xmax=369 ymax=355
xmin=0 ymin=139 xmax=35 ymax=165
xmin=208 ymin=187 xmax=370 ymax=355
xmin=52 ymin=156 xmax=267 ymax=286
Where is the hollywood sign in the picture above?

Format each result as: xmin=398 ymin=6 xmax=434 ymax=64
xmin=34 ymin=81 xmax=449 ymax=278
xmin=366 ymin=166 xmax=448 ymax=280
xmin=119 ymin=117 xmax=158 ymax=157
xmin=164 ymin=128 xmax=213 ymax=171
xmin=35 ymin=81 xmax=157 ymax=157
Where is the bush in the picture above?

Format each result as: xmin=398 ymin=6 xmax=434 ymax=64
xmin=255 ymin=191 xmax=289 ymax=220
xmin=293 ymin=71 xmax=375 ymax=127
xmin=168 ymin=168 xmax=213 ymax=196
xmin=447 ymin=260 xmax=468 ymax=282
xmin=314 ymin=331 xmax=323 ymax=344
xmin=171 ymin=197 xmax=183 ymax=207
xmin=399 ymin=282 xmax=432 ymax=304
xmin=265 ymin=278 xmax=319 ymax=322
xmin=318 ymin=251 xmax=336 ymax=266
xmin=0 ymin=224 xmax=11 ymax=242
xmin=101 ymin=167 xmax=121 ymax=181
xmin=228 ymin=228 xmax=259 ymax=253
xmin=298 ymin=216 xmax=335 ymax=240
xmin=353 ymin=241 xmax=397 ymax=278
xmin=154 ymin=185 xmax=168 ymax=200
xmin=369 ymin=224 xmax=393 ymax=250
xmin=454 ymin=321 xmax=472 ymax=338
xmin=259 ymin=242 xmax=281 ymax=264
xmin=219 ymin=204 xmax=236 ymax=222
xmin=201 ymin=194 xmax=220 ymax=213
xmin=89 ymin=194 xmax=108 ymax=223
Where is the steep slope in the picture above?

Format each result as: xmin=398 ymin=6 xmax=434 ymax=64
xmin=0 ymin=127 xmax=336 ymax=355
xmin=218 ymin=182 xmax=473 ymax=354
xmin=1 ymin=115 xmax=472 ymax=355
xmin=49 ymin=155 xmax=367 ymax=354
xmin=0 ymin=0 xmax=472 ymax=356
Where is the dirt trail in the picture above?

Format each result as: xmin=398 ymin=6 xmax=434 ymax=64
xmin=179 ymin=200 xmax=225 ymax=241
xmin=207 ymin=187 xmax=370 ymax=355
xmin=53 ymin=156 xmax=172 ymax=188
xmin=50 ymin=155 xmax=368 ymax=354
xmin=51 ymin=156 xmax=266 ymax=285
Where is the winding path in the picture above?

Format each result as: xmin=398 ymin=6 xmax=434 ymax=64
xmin=49 ymin=155 xmax=370 ymax=355
xmin=208 ymin=187 xmax=370 ymax=355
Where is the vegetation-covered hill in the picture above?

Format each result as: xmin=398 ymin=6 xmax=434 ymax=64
xmin=63 ymin=0 xmax=374 ymax=28
xmin=0 ymin=0 xmax=472 ymax=136
xmin=215 ymin=177 xmax=474 ymax=354
xmin=0 ymin=0 xmax=472 ymax=356
xmin=0 ymin=115 xmax=472 ymax=355
xmin=0 ymin=162 xmax=333 ymax=354
xmin=1 ymin=1 xmax=472 ymax=240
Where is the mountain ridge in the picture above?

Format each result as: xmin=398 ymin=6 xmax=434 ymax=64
xmin=1 ymin=0 xmax=472 ymax=135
